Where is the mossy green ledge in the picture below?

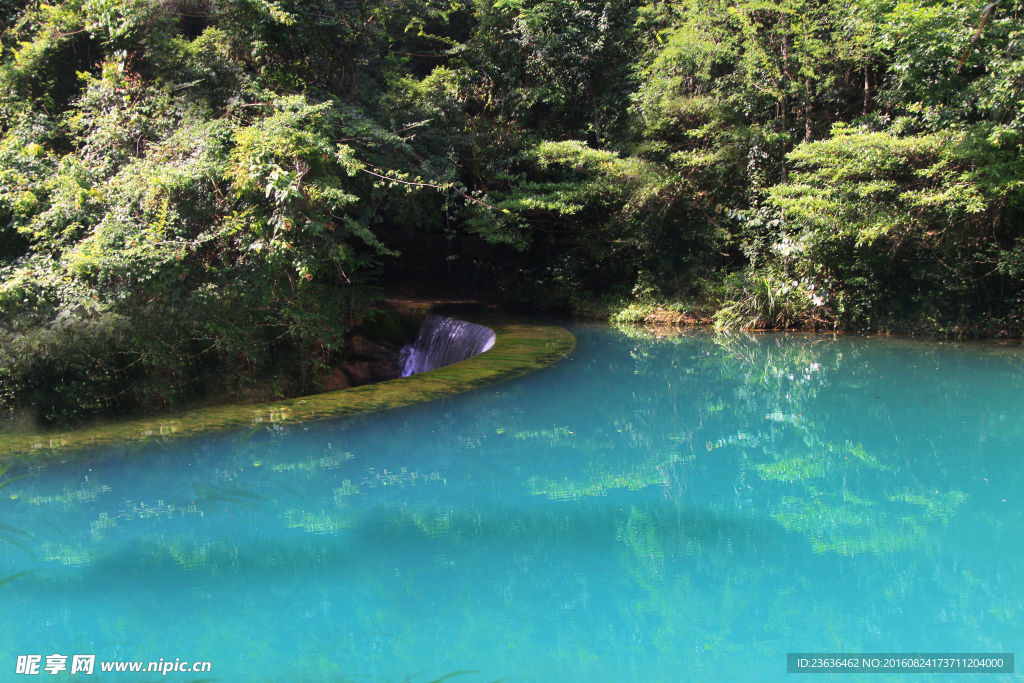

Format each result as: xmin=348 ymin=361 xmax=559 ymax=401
xmin=0 ymin=314 xmax=575 ymax=461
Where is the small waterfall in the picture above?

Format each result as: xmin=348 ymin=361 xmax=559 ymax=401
xmin=401 ymin=314 xmax=497 ymax=377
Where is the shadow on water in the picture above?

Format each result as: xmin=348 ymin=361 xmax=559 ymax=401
xmin=0 ymin=463 xmax=36 ymax=586
xmin=329 ymin=671 xmax=505 ymax=683
xmin=93 ymin=669 xmax=503 ymax=683
xmin=43 ymin=671 xmax=508 ymax=683
xmin=190 ymin=484 xmax=272 ymax=511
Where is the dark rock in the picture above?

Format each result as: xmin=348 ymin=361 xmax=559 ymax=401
xmin=322 ymin=367 xmax=351 ymax=391
xmin=342 ymin=337 xmax=404 ymax=386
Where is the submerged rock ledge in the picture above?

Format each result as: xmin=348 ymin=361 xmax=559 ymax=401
xmin=0 ymin=314 xmax=575 ymax=461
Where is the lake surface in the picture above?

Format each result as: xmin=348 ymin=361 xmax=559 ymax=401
xmin=2 ymin=325 xmax=1022 ymax=682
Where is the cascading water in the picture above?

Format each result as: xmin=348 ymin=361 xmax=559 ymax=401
xmin=401 ymin=314 xmax=497 ymax=377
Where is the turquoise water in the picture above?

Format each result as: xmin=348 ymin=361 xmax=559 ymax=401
xmin=2 ymin=325 xmax=1022 ymax=682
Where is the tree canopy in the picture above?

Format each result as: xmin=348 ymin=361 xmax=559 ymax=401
xmin=1 ymin=0 xmax=1023 ymax=425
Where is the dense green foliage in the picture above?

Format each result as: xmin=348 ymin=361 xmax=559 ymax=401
xmin=1 ymin=0 xmax=1023 ymax=425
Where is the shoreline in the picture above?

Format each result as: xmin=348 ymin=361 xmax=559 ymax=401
xmin=0 ymin=313 xmax=575 ymax=463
